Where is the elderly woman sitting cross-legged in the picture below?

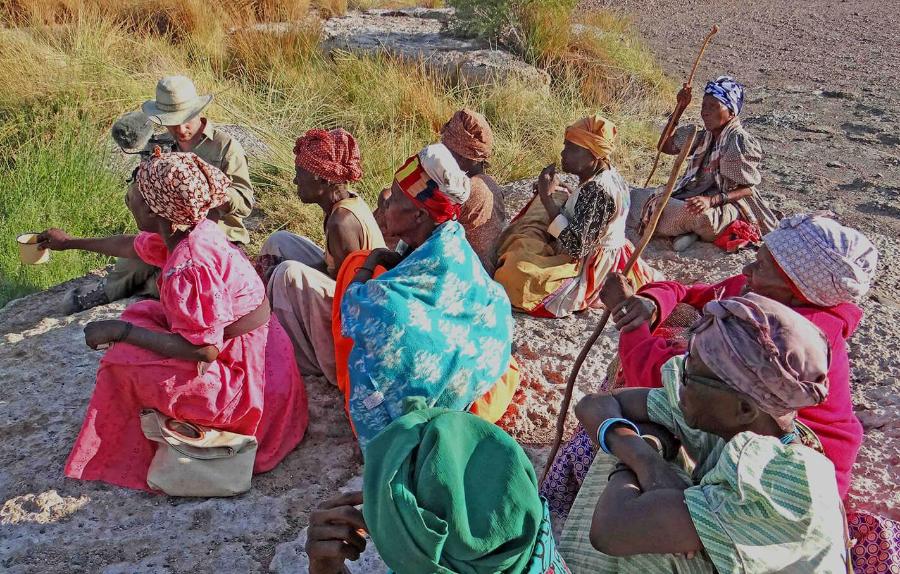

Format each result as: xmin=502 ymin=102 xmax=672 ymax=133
xmin=39 ymin=150 xmax=308 ymax=492
xmin=558 ymin=293 xmax=848 ymax=573
xmin=632 ymin=76 xmax=778 ymax=251
xmin=494 ymin=115 xmax=659 ymax=318
xmin=332 ymin=143 xmax=517 ymax=449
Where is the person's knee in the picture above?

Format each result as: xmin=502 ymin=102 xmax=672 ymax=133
xmin=273 ymin=260 xmax=311 ymax=290
xmin=260 ymin=230 xmax=298 ymax=257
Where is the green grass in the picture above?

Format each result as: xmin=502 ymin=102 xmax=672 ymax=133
xmin=0 ymin=112 xmax=134 ymax=304
xmin=0 ymin=1 xmax=671 ymax=306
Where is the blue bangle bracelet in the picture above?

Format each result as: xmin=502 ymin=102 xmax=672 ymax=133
xmin=598 ymin=417 xmax=641 ymax=455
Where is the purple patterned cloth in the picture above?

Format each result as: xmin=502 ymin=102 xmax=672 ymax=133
xmin=540 ymin=424 xmax=597 ymax=524
xmin=848 ymin=512 xmax=900 ymax=574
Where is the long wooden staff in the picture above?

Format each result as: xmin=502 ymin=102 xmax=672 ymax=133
xmin=540 ymin=126 xmax=698 ymax=484
xmin=642 ymin=24 xmax=718 ymax=188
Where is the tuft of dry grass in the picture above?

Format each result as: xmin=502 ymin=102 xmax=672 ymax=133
xmin=0 ymin=0 xmax=670 ymax=304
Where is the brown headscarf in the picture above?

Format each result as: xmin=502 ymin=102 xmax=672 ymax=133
xmin=136 ymin=149 xmax=230 ymax=226
xmin=690 ymin=293 xmax=830 ymax=426
xmin=440 ymin=109 xmax=494 ymax=162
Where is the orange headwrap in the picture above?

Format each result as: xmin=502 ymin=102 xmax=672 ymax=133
xmin=564 ymin=115 xmax=617 ymax=161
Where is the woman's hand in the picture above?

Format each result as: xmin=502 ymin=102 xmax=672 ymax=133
xmin=675 ymin=83 xmax=692 ymax=111
xmin=599 ymin=273 xmax=634 ymax=312
xmin=36 ymin=228 xmax=74 ymax=251
xmin=84 ymin=320 xmax=130 ymax=350
xmin=368 ymin=248 xmax=403 ymax=271
xmin=536 ymin=164 xmax=559 ymax=199
xmin=601 ymin=274 xmax=658 ymax=331
xmin=611 ymin=298 xmax=658 ymax=333
xmin=307 ymin=491 xmax=367 ymax=574
xmin=685 ymin=195 xmax=713 ymax=215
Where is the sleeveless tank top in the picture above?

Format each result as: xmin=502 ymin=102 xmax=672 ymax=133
xmin=324 ymin=194 xmax=386 ymax=275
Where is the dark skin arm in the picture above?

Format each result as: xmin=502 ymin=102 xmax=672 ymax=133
xmin=684 ymin=185 xmax=753 ymax=214
xmin=575 ymin=391 xmax=686 ymax=491
xmin=307 ymin=491 xmax=367 ymax=574
xmin=350 ymin=248 xmax=404 ymax=284
xmin=660 ymin=84 xmax=692 ymax=155
xmin=326 ymin=209 xmax=367 ymax=279
xmin=536 ymin=164 xmax=562 ymax=221
xmin=591 ymin=468 xmax=702 ymax=556
xmin=579 ymin=392 xmax=701 ymax=557
xmin=37 ymin=228 xmax=138 ymax=259
xmin=84 ymin=320 xmax=219 ymax=363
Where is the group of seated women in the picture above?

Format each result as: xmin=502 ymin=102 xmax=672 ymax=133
xmin=35 ymin=73 xmax=888 ymax=573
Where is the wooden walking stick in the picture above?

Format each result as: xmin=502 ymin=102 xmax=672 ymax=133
xmin=540 ymin=126 xmax=698 ymax=484
xmin=642 ymin=24 xmax=719 ymax=188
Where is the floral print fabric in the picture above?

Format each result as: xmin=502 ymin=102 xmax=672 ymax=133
xmin=340 ymin=221 xmax=514 ymax=450
xmin=136 ymin=150 xmax=230 ymax=226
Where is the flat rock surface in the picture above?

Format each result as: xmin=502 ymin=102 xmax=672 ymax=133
xmin=321 ymin=9 xmax=550 ymax=89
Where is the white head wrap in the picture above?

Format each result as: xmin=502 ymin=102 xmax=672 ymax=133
xmin=418 ymin=143 xmax=471 ymax=205
xmin=764 ymin=213 xmax=878 ymax=307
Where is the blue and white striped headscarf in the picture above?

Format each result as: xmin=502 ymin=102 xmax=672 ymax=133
xmin=704 ymin=75 xmax=745 ymax=115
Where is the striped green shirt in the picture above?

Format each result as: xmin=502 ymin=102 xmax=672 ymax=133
xmin=559 ymin=356 xmax=847 ymax=574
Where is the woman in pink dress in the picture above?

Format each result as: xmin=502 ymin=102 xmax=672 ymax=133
xmin=39 ymin=150 xmax=308 ymax=492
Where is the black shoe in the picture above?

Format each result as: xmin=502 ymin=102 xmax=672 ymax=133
xmin=68 ymin=282 xmax=110 ymax=313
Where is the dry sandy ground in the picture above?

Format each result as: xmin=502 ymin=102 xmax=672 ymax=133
xmin=2 ymin=3 xmax=899 ymax=572
xmin=612 ymin=0 xmax=900 ymax=519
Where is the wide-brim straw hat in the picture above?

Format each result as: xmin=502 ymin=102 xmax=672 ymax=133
xmin=141 ymin=75 xmax=213 ymax=126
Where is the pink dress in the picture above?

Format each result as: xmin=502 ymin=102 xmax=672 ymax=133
xmin=65 ymin=219 xmax=308 ymax=492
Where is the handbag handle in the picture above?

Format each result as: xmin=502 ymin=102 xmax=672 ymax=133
xmin=164 ymin=418 xmax=205 ymax=442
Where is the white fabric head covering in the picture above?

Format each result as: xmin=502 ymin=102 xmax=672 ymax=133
xmin=763 ymin=212 xmax=878 ymax=307
xmin=418 ymin=143 xmax=471 ymax=205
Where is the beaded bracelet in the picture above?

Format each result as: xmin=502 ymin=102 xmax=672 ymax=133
xmin=597 ymin=417 xmax=641 ymax=455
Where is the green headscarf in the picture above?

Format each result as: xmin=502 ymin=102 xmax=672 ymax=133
xmin=363 ymin=408 xmax=544 ymax=574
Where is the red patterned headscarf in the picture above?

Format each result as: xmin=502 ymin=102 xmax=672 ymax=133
xmin=136 ymin=149 xmax=230 ymax=226
xmin=294 ymin=128 xmax=363 ymax=183
xmin=394 ymin=144 xmax=471 ymax=224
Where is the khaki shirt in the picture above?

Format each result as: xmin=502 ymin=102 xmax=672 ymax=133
xmin=147 ymin=120 xmax=254 ymax=244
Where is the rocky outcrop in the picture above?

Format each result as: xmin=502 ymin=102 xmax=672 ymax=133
xmin=321 ymin=9 xmax=551 ymax=90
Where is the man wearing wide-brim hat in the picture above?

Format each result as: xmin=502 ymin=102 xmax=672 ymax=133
xmin=72 ymin=75 xmax=255 ymax=311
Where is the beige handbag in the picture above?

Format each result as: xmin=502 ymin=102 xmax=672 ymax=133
xmin=140 ymin=409 xmax=258 ymax=497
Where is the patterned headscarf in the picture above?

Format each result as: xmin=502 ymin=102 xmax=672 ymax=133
xmin=394 ymin=143 xmax=471 ymax=224
xmin=440 ymin=108 xmax=494 ymax=162
xmin=136 ymin=149 xmax=230 ymax=226
xmin=363 ymin=408 xmax=566 ymax=574
xmin=764 ymin=213 xmax=878 ymax=307
xmin=564 ymin=115 xmax=617 ymax=162
xmin=704 ymin=75 xmax=745 ymax=115
xmin=293 ymin=128 xmax=363 ymax=183
xmin=690 ymin=293 xmax=830 ymax=426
